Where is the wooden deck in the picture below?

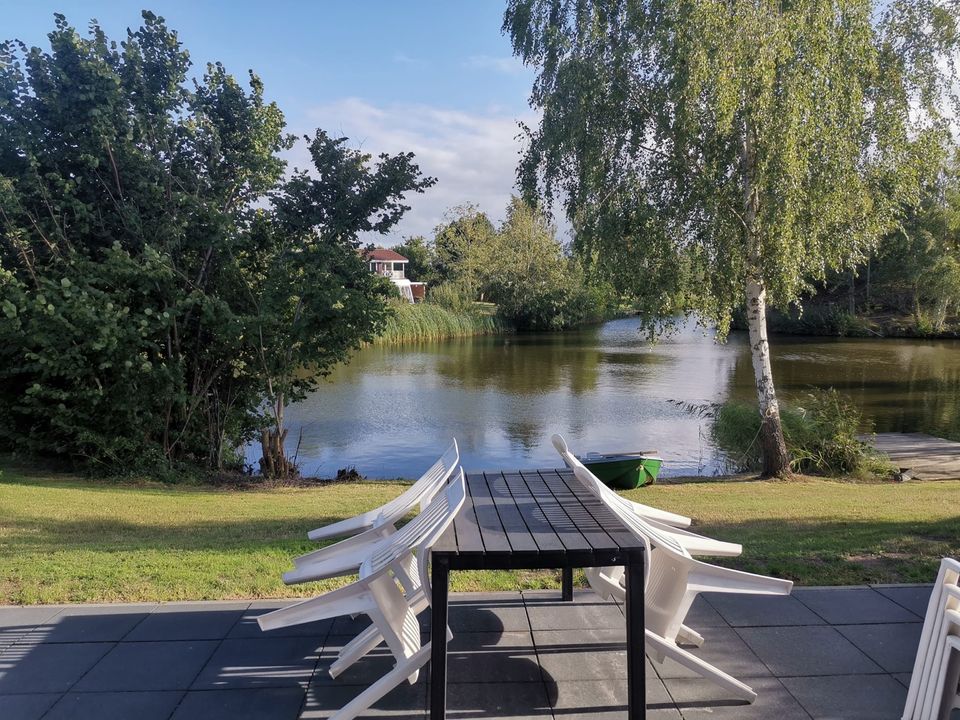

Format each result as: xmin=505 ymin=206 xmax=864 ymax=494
xmin=867 ymin=432 xmax=960 ymax=480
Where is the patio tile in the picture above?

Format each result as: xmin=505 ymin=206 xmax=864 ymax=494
xmin=73 ymin=640 xmax=219 ymax=691
xmin=792 ymin=587 xmax=919 ymax=624
xmin=125 ymin=603 xmax=248 ymax=641
xmin=874 ymin=585 xmax=934 ymax=618
xmin=545 ymin=677 xmax=680 ymax=719
xmin=0 ymin=641 xmax=113 ymax=693
xmin=837 ymin=623 xmax=922 ymax=673
xmin=0 ymin=606 xmax=64 ymax=649
xmin=893 ymin=672 xmax=912 ymax=688
xmin=172 ymin=687 xmax=306 ymax=720
xmin=526 ymin=600 xmax=625 ymax=631
xmin=683 ymin=596 xmax=728 ymax=628
xmin=192 ymin=636 xmax=320 ymax=689
xmin=702 ymin=593 xmax=825 ymax=627
xmin=449 ymin=600 xmax=531 ymax=633
xmin=303 ymin=678 xmax=424 ymax=719
xmin=44 ymin=690 xmax=183 ymax=720
xmin=736 ymin=626 xmax=882 ymax=677
xmin=446 ymin=682 xmax=551 ymax=720
xmin=649 ymin=626 xmax=771 ymax=680
xmin=532 ymin=628 xmax=660 ymax=683
xmin=230 ymin=601 xmax=333 ymax=639
xmin=19 ymin=604 xmax=154 ymax=644
xmin=662 ymin=676 xmax=809 ymax=718
xmin=330 ymin=614 xmax=374 ymax=635
xmin=781 ymin=674 xmax=907 ymax=719
xmin=448 ymin=631 xmax=542 ymax=683
xmin=0 ymin=693 xmax=60 ymax=720
xmin=312 ymin=635 xmax=429 ymax=687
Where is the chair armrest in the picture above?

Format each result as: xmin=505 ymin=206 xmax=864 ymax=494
xmin=626 ymin=500 xmax=692 ymax=528
xmin=307 ymin=510 xmax=382 ymax=542
xmin=687 ymin=560 xmax=793 ymax=596
xmin=294 ymin=523 xmax=396 ymax=568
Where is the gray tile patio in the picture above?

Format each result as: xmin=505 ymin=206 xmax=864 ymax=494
xmin=0 ymin=586 xmax=938 ymax=719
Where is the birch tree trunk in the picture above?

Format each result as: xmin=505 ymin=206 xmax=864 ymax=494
xmin=745 ymin=277 xmax=791 ymax=477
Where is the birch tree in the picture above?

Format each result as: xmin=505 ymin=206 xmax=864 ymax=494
xmin=505 ymin=0 xmax=958 ymax=476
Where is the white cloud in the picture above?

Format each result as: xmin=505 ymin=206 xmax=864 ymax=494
xmin=464 ymin=54 xmax=526 ymax=75
xmin=294 ymin=97 xmax=538 ymax=241
xmin=392 ymin=53 xmax=422 ymax=66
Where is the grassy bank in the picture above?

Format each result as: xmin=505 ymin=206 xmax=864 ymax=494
xmin=374 ymin=301 xmax=508 ymax=344
xmin=2 ymin=463 xmax=958 ymax=604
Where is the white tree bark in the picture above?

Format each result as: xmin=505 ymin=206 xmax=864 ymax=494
xmin=745 ymin=277 xmax=790 ymax=476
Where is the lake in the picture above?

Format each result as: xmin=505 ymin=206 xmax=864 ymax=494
xmin=246 ymin=317 xmax=960 ymax=479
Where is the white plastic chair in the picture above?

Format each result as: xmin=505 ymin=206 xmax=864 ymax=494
xmin=553 ymin=434 xmax=793 ymax=703
xmin=903 ymin=557 xmax=960 ymax=720
xmin=552 ymin=436 xmax=740 ymax=558
xmin=305 ymin=440 xmax=459 ymax=542
xmin=258 ymin=470 xmax=466 ymax=720
xmin=283 ymin=441 xmax=459 ymax=586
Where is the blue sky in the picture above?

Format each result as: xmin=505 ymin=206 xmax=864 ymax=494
xmin=3 ymin=1 xmax=539 ymax=240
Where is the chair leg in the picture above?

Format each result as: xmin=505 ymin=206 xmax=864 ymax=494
xmin=645 ymin=630 xmax=757 ymax=703
xmin=330 ymin=625 xmax=387 ymax=679
xmin=332 ymin=590 xmax=429 ymax=677
xmin=330 ymin=644 xmax=432 ymax=720
xmin=676 ymin=623 xmax=705 ymax=647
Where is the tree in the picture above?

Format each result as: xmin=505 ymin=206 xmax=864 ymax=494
xmin=487 ymin=197 xmax=607 ymax=329
xmin=0 ymin=12 xmax=431 ymax=477
xmin=432 ymin=204 xmax=497 ymax=297
xmin=393 ymin=235 xmax=437 ymax=284
xmin=250 ymin=131 xmax=433 ymax=476
xmin=862 ymin=153 xmax=960 ymax=331
xmin=505 ymin=0 xmax=958 ymax=476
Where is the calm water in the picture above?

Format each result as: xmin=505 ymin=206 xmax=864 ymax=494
xmin=247 ymin=318 xmax=960 ymax=478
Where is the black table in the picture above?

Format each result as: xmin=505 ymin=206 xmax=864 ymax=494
xmin=429 ymin=468 xmax=646 ymax=720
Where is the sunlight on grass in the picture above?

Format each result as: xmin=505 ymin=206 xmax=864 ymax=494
xmin=1 ymin=464 xmax=958 ymax=603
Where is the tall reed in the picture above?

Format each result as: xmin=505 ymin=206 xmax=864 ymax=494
xmin=374 ymin=301 xmax=508 ymax=344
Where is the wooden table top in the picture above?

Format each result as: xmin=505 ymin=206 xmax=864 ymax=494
xmin=433 ymin=468 xmax=646 ymax=570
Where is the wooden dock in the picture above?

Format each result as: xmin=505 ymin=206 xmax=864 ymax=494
xmin=867 ymin=433 xmax=960 ymax=480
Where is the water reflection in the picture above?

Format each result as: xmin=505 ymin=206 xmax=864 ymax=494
xmin=248 ymin=318 xmax=960 ymax=479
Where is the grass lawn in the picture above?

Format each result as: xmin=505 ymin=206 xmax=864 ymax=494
xmin=1 ymin=463 xmax=958 ymax=604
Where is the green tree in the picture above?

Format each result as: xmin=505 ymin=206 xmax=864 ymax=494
xmin=393 ymin=235 xmax=437 ymax=284
xmin=505 ymin=0 xmax=958 ymax=476
xmin=0 ymin=13 xmax=431 ymax=476
xmin=867 ymin=155 xmax=960 ymax=331
xmin=250 ymin=131 xmax=433 ymax=476
xmin=433 ymin=204 xmax=497 ymax=297
xmin=488 ymin=197 xmax=606 ymax=330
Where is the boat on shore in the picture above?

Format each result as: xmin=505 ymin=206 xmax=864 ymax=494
xmin=579 ymin=451 xmax=664 ymax=490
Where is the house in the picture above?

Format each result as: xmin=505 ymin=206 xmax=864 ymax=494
xmin=364 ymin=248 xmax=409 ymax=279
xmin=361 ymin=247 xmax=426 ymax=303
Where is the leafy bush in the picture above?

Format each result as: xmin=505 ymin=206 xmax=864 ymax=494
xmin=427 ymin=283 xmax=475 ymax=314
xmin=713 ymin=390 xmax=894 ymax=478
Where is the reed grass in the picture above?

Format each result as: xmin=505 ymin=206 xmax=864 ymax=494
xmin=374 ymin=301 xmax=508 ymax=344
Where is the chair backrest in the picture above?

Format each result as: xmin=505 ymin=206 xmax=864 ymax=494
xmin=551 ymin=434 xmax=688 ymax=558
xmin=362 ymin=468 xmax=466 ymax=578
xmin=375 ymin=440 xmax=459 ymax=525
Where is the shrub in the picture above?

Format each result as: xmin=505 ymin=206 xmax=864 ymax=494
xmin=427 ymin=283 xmax=475 ymax=314
xmin=713 ymin=389 xmax=894 ymax=478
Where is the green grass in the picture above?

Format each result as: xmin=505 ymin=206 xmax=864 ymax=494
xmin=375 ymin=301 xmax=506 ymax=344
xmin=1 ymin=463 xmax=958 ymax=604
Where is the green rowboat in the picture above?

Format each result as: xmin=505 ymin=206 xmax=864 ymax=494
xmin=579 ymin=451 xmax=664 ymax=490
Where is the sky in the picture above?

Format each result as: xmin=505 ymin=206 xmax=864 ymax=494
xmin=2 ymin=1 xmax=540 ymax=242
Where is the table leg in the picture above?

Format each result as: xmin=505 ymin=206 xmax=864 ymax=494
xmin=625 ymin=556 xmax=646 ymax=719
xmin=561 ymin=567 xmax=574 ymax=601
xmin=430 ymin=559 xmax=450 ymax=720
